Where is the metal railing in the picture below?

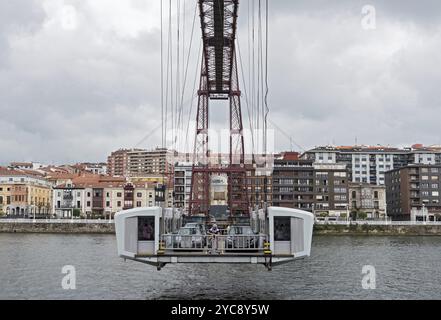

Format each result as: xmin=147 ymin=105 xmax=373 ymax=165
xmin=161 ymin=234 xmax=267 ymax=253
xmin=0 ymin=218 xmax=114 ymax=224
xmin=315 ymin=220 xmax=441 ymax=226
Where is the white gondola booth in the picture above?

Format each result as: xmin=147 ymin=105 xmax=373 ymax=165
xmin=115 ymin=206 xmax=313 ymax=270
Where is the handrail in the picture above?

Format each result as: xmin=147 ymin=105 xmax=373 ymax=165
xmin=0 ymin=218 xmax=114 ymax=224
xmin=315 ymin=220 xmax=441 ymax=226
xmin=161 ymin=234 xmax=267 ymax=253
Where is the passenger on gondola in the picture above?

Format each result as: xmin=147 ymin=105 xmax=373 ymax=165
xmin=209 ymin=224 xmax=220 ymax=235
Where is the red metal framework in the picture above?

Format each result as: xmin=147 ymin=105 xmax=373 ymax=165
xmin=189 ymin=0 xmax=249 ymax=217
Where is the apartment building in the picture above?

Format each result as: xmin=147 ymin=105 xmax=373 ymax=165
xmin=107 ymin=148 xmax=174 ymax=178
xmin=386 ymin=165 xmax=441 ymax=221
xmin=313 ymin=163 xmax=349 ymax=217
xmin=173 ymin=163 xmax=192 ymax=212
xmin=272 ymin=158 xmax=315 ymax=211
xmin=107 ymin=149 xmax=138 ymax=177
xmin=127 ymin=148 xmax=174 ymax=177
xmin=0 ymin=167 xmax=52 ymax=217
xmin=247 ymin=164 xmax=272 ymax=210
xmin=302 ymin=145 xmax=441 ymax=186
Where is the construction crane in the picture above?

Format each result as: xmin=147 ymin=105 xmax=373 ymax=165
xmin=189 ymin=0 xmax=249 ymax=218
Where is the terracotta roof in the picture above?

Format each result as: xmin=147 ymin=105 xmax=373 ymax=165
xmin=10 ymin=162 xmax=33 ymax=167
xmin=0 ymin=167 xmax=27 ymax=176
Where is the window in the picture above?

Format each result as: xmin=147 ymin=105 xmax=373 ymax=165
xmin=117 ymin=192 xmax=122 ymax=197
xmin=431 ymin=168 xmax=439 ymax=173
xmin=0 ymin=196 xmax=3 ymax=205
xmin=136 ymin=201 xmax=142 ymax=207
xmin=106 ymin=201 xmax=110 ymax=207
xmin=352 ymin=191 xmax=356 ymax=199
xmin=432 ymin=184 xmax=439 ymax=189
xmin=274 ymin=217 xmax=291 ymax=241
xmin=77 ymin=201 xmax=81 ymax=208
xmin=87 ymin=192 xmax=91 ymax=197
xmin=77 ymin=192 xmax=81 ymax=197
xmin=138 ymin=217 xmax=155 ymax=241
xmin=422 ymin=176 xmax=429 ymax=180
xmin=87 ymin=201 xmax=91 ymax=207
xmin=137 ymin=193 xmax=142 ymax=198
xmin=431 ymin=176 xmax=439 ymax=181
xmin=117 ymin=201 xmax=121 ymax=207
xmin=106 ymin=192 xmax=110 ymax=197
xmin=374 ymin=191 xmax=379 ymax=199
xmin=432 ymin=191 xmax=439 ymax=197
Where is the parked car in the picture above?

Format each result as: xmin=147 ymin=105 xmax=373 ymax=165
xmin=226 ymin=225 xmax=260 ymax=249
xmin=183 ymin=222 xmax=207 ymax=235
xmin=176 ymin=226 xmax=206 ymax=249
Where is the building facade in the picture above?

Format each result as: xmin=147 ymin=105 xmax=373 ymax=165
xmin=247 ymin=165 xmax=273 ymax=210
xmin=53 ymin=180 xmax=173 ymax=219
xmin=173 ymin=163 xmax=192 ymax=212
xmin=272 ymin=159 xmax=315 ymax=211
xmin=386 ymin=165 xmax=441 ymax=221
xmin=349 ymin=183 xmax=386 ymax=219
xmin=127 ymin=148 xmax=174 ymax=177
xmin=107 ymin=149 xmax=137 ymax=177
xmin=302 ymin=145 xmax=441 ymax=186
xmin=313 ymin=163 xmax=349 ymax=217
xmin=0 ymin=168 xmax=52 ymax=217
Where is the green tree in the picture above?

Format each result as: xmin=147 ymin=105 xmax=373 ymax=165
xmin=73 ymin=209 xmax=81 ymax=218
xmin=357 ymin=211 xmax=368 ymax=220
xmin=319 ymin=212 xmax=329 ymax=218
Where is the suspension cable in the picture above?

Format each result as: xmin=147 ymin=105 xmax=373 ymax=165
xmin=160 ymin=0 xmax=164 ymax=149
xmin=264 ymin=0 xmax=269 ymax=156
xmin=178 ymin=3 xmax=198 ymax=154
xmin=237 ymin=38 xmax=255 ymax=157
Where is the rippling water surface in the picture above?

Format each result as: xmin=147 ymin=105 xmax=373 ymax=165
xmin=0 ymin=234 xmax=440 ymax=300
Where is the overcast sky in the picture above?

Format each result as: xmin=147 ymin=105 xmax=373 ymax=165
xmin=1 ymin=0 xmax=441 ymax=165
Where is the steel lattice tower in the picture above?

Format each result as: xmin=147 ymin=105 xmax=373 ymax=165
xmin=189 ymin=0 xmax=249 ymax=217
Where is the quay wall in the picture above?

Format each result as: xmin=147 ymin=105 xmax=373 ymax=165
xmin=0 ymin=222 xmax=115 ymax=234
xmin=313 ymin=224 xmax=441 ymax=236
xmin=1 ymin=221 xmax=441 ymax=236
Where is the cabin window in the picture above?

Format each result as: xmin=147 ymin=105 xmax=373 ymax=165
xmin=274 ymin=217 xmax=291 ymax=241
xmin=138 ymin=217 xmax=155 ymax=241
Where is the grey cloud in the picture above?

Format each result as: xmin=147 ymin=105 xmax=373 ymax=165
xmin=1 ymin=1 xmax=441 ymax=165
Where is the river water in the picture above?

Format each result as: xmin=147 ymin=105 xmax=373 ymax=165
xmin=0 ymin=234 xmax=440 ymax=300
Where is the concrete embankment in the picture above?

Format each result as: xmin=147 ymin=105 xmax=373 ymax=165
xmin=314 ymin=224 xmax=441 ymax=236
xmin=0 ymin=222 xmax=115 ymax=234
xmin=1 ymin=221 xmax=441 ymax=236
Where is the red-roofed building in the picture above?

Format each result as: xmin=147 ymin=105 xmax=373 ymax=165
xmin=52 ymin=177 xmax=173 ymax=219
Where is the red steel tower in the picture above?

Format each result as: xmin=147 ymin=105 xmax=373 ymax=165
xmin=189 ymin=0 xmax=249 ymax=217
